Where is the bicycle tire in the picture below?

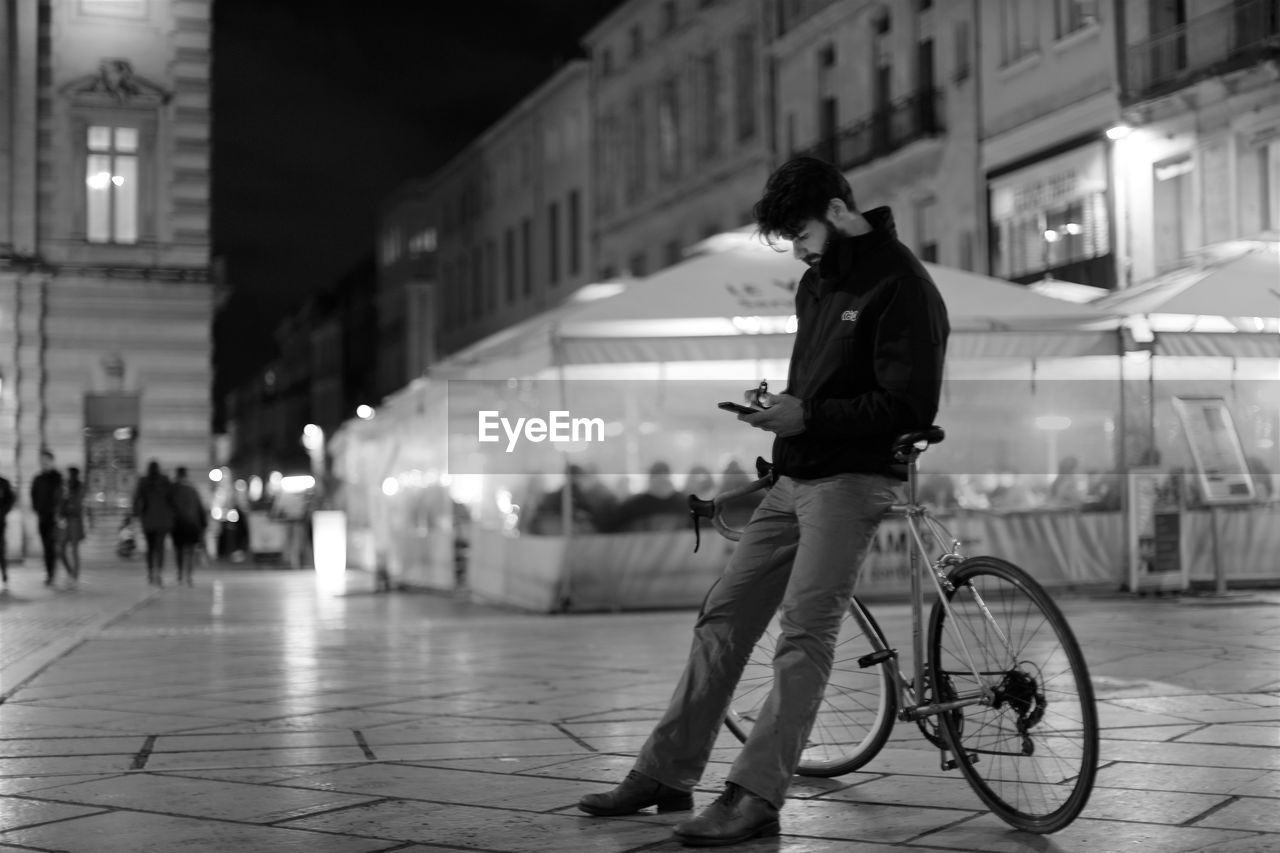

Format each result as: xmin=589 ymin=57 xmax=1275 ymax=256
xmin=725 ymin=595 xmax=897 ymax=777
xmin=928 ymin=556 xmax=1099 ymax=833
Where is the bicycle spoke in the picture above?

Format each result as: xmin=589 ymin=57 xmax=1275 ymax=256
xmin=929 ymin=557 xmax=1098 ymax=834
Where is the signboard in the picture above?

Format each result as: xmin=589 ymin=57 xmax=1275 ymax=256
xmin=1171 ymin=396 xmax=1257 ymax=504
xmin=1127 ymin=467 xmax=1188 ymax=592
xmin=989 ymin=141 xmax=1109 ymax=220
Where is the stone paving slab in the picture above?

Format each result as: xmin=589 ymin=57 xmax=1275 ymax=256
xmin=0 ymin=566 xmax=1277 ymax=851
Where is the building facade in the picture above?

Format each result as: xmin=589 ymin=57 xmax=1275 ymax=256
xmin=584 ymin=0 xmax=772 ymax=279
xmin=776 ymin=0 xmax=980 ymax=272
xmin=978 ymin=0 xmax=1124 ymax=290
xmin=0 ymin=0 xmax=214 ymax=552
xmin=1114 ymin=0 xmax=1280 ymax=285
xmin=378 ymin=61 xmax=593 ymax=368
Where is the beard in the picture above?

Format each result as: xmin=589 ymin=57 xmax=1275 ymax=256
xmin=802 ymin=218 xmax=838 ymax=267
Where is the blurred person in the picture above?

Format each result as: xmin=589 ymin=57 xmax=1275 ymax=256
xmin=30 ymin=450 xmax=65 ymax=587
xmin=530 ymin=464 xmax=617 ymax=534
xmin=169 ymin=467 xmax=207 ymax=586
xmin=1082 ymin=470 xmax=1121 ymax=512
xmin=58 ymin=467 xmax=90 ymax=588
xmin=0 ymin=468 xmax=14 ymax=591
xmin=132 ymin=460 xmax=174 ymax=585
xmin=1046 ymin=456 xmax=1085 ymax=508
xmin=580 ymin=155 xmax=949 ymax=845
xmin=614 ymin=462 xmax=687 ymax=532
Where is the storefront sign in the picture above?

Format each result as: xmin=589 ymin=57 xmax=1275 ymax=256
xmin=990 ymin=142 xmax=1109 ymax=221
xmin=1172 ymin=396 xmax=1257 ymax=504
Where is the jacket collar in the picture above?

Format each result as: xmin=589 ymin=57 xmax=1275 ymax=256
xmin=816 ymin=206 xmax=897 ymax=286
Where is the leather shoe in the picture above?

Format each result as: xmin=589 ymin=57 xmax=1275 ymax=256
xmin=673 ymin=783 xmax=779 ymax=847
xmin=578 ymin=770 xmax=693 ymax=816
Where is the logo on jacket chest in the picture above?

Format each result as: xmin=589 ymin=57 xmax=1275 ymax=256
xmin=840 ymin=309 xmax=859 ymax=323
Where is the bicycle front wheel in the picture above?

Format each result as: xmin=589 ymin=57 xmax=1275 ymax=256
xmin=725 ymin=596 xmax=897 ymax=777
xmin=928 ymin=557 xmax=1098 ymax=833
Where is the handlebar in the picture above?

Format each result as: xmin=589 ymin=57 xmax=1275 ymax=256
xmin=687 ymin=475 xmax=771 ymax=552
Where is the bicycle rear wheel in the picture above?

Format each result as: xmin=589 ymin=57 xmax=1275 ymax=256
xmin=928 ymin=557 xmax=1098 ymax=833
xmin=725 ymin=596 xmax=897 ymax=777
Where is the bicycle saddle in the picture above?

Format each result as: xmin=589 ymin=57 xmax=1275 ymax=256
xmin=892 ymin=426 xmax=945 ymax=461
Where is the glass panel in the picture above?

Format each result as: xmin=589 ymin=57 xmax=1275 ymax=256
xmin=86 ymin=153 xmax=112 ymax=242
xmin=114 ymin=127 xmax=139 ymax=152
xmin=88 ymin=125 xmax=111 ymax=151
xmin=113 ymin=154 xmax=139 ymax=243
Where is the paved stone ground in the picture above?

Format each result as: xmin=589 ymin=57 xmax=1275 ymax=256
xmin=0 ymin=558 xmax=1277 ymax=852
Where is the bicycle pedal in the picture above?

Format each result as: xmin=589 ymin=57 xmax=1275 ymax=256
xmin=857 ymin=649 xmax=896 ymax=668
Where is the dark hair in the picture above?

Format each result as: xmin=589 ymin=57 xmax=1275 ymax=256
xmin=753 ymin=156 xmax=856 ymax=240
xmin=176 ymin=466 xmax=188 ymax=479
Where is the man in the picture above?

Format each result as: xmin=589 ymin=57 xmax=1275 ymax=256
xmin=30 ymin=450 xmax=65 ymax=587
xmin=0 ymin=469 xmax=15 ymax=590
xmin=169 ymin=466 xmax=207 ymax=586
xmin=132 ymin=460 xmax=174 ymax=586
xmin=579 ymin=156 xmax=949 ymax=846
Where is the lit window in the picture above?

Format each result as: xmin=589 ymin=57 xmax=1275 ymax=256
xmin=85 ymin=125 xmax=139 ymax=244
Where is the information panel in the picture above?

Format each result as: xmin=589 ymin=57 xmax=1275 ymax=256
xmin=1172 ymin=396 xmax=1256 ymax=504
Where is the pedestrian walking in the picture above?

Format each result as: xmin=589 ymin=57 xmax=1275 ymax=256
xmin=132 ymin=460 xmax=174 ymax=586
xmin=58 ymin=466 xmax=90 ymax=588
xmin=30 ymin=450 xmax=66 ymax=588
xmin=579 ymin=156 xmax=950 ymax=846
xmin=0 ymin=469 xmax=15 ymax=591
xmin=169 ymin=466 xmax=207 ymax=586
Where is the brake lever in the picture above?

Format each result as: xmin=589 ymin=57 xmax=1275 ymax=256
xmin=687 ymin=494 xmax=715 ymax=552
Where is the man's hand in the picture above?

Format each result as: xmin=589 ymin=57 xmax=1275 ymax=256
xmin=741 ymin=393 xmax=805 ymax=437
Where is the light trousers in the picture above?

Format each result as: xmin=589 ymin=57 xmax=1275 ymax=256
xmin=634 ymin=472 xmax=898 ymax=808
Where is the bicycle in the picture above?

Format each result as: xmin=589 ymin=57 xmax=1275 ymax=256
xmin=687 ymin=427 xmax=1099 ymax=834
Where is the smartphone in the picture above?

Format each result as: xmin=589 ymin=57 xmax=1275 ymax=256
xmin=718 ymin=401 xmax=760 ymax=416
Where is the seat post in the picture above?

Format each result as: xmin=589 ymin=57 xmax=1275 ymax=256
xmin=906 ymin=451 xmax=919 ymax=508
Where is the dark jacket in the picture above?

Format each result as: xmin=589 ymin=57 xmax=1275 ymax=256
xmin=774 ymin=207 xmax=949 ymax=481
xmin=170 ymin=481 xmax=207 ymax=534
xmin=31 ymin=470 xmax=65 ymax=521
xmin=132 ymin=473 xmax=175 ymax=534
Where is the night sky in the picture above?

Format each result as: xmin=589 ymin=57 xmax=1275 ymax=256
xmin=211 ymin=0 xmax=623 ymax=415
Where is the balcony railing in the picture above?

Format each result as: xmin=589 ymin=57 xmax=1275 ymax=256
xmin=1126 ymin=0 xmax=1280 ymax=100
xmin=796 ymin=89 xmax=945 ymax=172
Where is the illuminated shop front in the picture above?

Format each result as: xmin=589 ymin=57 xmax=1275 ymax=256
xmin=988 ymin=140 xmax=1116 ymax=291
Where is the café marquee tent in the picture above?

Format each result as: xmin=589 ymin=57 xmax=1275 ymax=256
xmin=1092 ymin=240 xmax=1280 ymax=358
xmin=432 ymin=230 xmax=1122 ymax=382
